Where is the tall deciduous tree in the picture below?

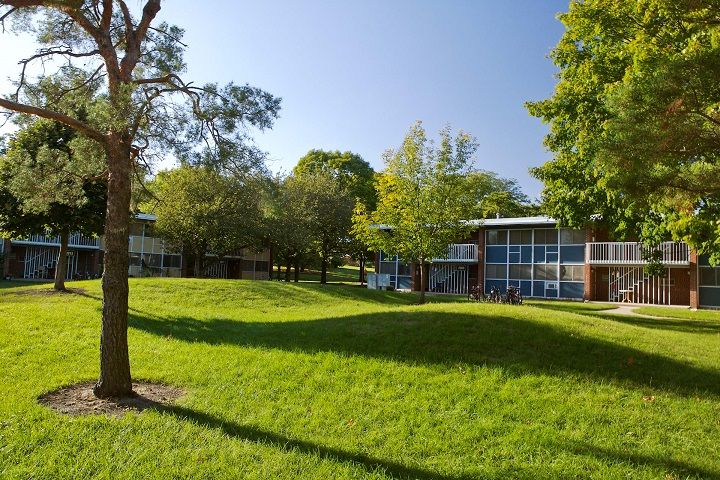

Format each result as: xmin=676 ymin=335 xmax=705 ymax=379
xmin=528 ymin=0 xmax=720 ymax=260
xmin=294 ymin=149 xmax=376 ymax=209
xmin=466 ymin=171 xmax=535 ymax=219
xmin=149 ymin=165 xmax=264 ymax=277
xmin=0 ymin=119 xmax=106 ymax=291
xmin=264 ymin=174 xmax=313 ymax=282
xmin=293 ymin=172 xmax=355 ymax=284
xmin=0 ymin=1 xmax=280 ymax=397
xmin=353 ymin=122 xmax=478 ymax=304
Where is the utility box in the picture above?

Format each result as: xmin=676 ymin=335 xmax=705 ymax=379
xmin=367 ymin=273 xmax=391 ymax=290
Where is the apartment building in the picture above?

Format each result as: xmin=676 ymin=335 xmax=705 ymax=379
xmin=1 ymin=213 xmax=272 ymax=281
xmin=373 ymin=216 xmax=720 ymax=309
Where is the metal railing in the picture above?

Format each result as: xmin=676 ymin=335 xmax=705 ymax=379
xmin=432 ymin=244 xmax=478 ymax=263
xmin=13 ymin=233 xmax=100 ymax=249
xmin=587 ymin=242 xmax=689 ymax=265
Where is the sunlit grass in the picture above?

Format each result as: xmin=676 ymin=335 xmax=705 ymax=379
xmin=1 ymin=278 xmax=719 ymax=479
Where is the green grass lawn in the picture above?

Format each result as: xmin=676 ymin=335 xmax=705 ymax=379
xmin=635 ymin=305 xmax=720 ymax=321
xmin=272 ymin=265 xmax=371 ymax=284
xmin=1 ymin=279 xmax=719 ymax=479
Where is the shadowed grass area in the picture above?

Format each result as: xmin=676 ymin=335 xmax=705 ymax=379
xmin=1 ymin=278 xmax=719 ymax=479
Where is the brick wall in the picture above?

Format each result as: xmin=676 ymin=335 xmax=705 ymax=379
xmin=689 ymin=251 xmax=699 ymax=309
xmin=475 ymin=226 xmax=485 ymax=292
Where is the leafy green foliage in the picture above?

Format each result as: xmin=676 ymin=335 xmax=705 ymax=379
xmin=148 ymin=165 xmax=264 ymax=275
xmin=354 ymin=122 xmax=479 ymax=301
xmin=466 ymin=171 xmax=536 ymax=218
xmin=294 ymin=149 xmax=376 ymax=209
xmin=0 ymin=118 xmax=106 ymax=241
xmin=529 ymin=0 xmax=720 ymax=261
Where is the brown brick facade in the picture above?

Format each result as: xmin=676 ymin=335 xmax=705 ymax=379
xmin=689 ymin=251 xmax=699 ymax=309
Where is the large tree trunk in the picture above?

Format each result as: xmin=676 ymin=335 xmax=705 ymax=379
xmin=285 ymin=258 xmax=291 ymax=282
xmin=54 ymin=231 xmax=69 ymax=291
xmin=320 ymin=257 xmax=328 ymax=284
xmin=294 ymin=256 xmax=300 ymax=283
xmin=93 ymin=142 xmax=132 ymax=398
xmin=418 ymin=258 xmax=426 ymax=304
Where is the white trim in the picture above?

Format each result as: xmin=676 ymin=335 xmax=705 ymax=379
xmin=469 ymin=216 xmax=556 ymax=227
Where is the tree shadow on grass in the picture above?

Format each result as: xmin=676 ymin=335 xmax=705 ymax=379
xmin=528 ymin=302 xmax=720 ymax=334
xmin=148 ymin=402 xmax=715 ymax=480
xmin=556 ymin=439 xmax=718 ymax=479
xmin=588 ymin=312 xmax=720 ymax=334
xmin=156 ymin=404 xmax=475 ymax=480
xmin=129 ymin=309 xmax=720 ymax=398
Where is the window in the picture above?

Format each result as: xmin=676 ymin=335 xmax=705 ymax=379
xmin=164 ymin=254 xmax=181 ymax=269
xmin=533 ymin=264 xmax=558 ymax=281
xmin=148 ymin=254 xmax=163 ymax=267
xmin=129 ymin=253 xmax=141 ymax=266
xmin=509 ymin=264 xmax=531 ymax=280
xmin=241 ymin=259 xmax=255 ymax=271
xmin=534 ymin=229 xmax=558 ymax=245
xmin=487 ymin=230 xmax=507 ymax=245
xmin=486 ymin=264 xmax=507 ymax=279
xmin=255 ymin=261 xmax=269 ymax=272
xmin=379 ymin=262 xmax=395 ymax=275
xmin=397 ymin=262 xmax=411 ymax=276
xmin=700 ymin=267 xmax=720 ymax=286
xmin=509 ymin=229 xmax=532 ymax=245
xmin=560 ymin=265 xmax=584 ymax=282
xmin=560 ymin=229 xmax=585 ymax=245
xmin=143 ymin=223 xmax=155 ymax=237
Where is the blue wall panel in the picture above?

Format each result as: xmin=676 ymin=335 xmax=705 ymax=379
xmin=486 ymin=246 xmax=507 ymax=264
xmin=560 ymin=282 xmax=584 ymax=299
xmin=560 ymin=246 xmax=585 ymax=264
xmin=700 ymin=287 xmax=720 ymax=307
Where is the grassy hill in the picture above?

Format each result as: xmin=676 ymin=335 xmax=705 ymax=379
xmin=1 ymin=278 xmax=719 ymax=479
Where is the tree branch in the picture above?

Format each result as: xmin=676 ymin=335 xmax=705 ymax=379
xmin=100 ymin=0 xmax=112 ymax=31
xmin=0 ymin=97 xmax=106 ymax=144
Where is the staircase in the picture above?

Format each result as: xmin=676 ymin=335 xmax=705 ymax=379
xmin=429 ymin=264 xmax=469 ymax=295
xmin=23 ymin=246 xmax=78 ymax=280
xmin=609 ymin=266 xmax=671 ymax=305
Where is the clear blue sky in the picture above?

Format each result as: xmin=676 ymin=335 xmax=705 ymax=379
xmin=0 ymin=1 xmax=568 ymax=199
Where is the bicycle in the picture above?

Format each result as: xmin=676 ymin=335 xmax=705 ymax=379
xmin=488 ymin=285 xmax=503 ymax=303
xmin=505 ymin=286 xmax=523 ymax=305
xmin=469 ymin=284 xmax=484 ymax=302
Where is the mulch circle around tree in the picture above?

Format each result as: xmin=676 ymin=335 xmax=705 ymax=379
xmin=39 ymin=382 xmax=184 ymax=417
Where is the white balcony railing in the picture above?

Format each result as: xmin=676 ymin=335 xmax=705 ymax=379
xmin=13 ymin=233 xmax=100 ymax=249
xmin=587 ymin=241 xmax=689 ymax=265
xmin=432 ymin=243 xmax=478 ymax=263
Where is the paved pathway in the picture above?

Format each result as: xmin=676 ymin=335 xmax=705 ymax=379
xmin=595 ymin=305 xmax=672 ymax=319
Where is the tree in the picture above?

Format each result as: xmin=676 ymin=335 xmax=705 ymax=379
xmin=0 ymin=119 xmax=106 ymax=291
xmin=293 ymin=172 xmax=355 ymax=284
xmin=294 ymin=149 xmax=376 ymax=208
xmin=0 ymin=1 xmax=280 ymax=397
xmin=149 ymin=165 xmax=264 ymax=277
xmin=528 ymin=0 xmax=720 ymax=261
xmin=264 ymin=174 xmax=313 ymax=283
xmin=466 ymin=171 xmax=535 ymax=219
xmin=353 ymin=122 xmax=478 ymax=304
xmin=294 ymin=149 xmax=376 ymax=284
